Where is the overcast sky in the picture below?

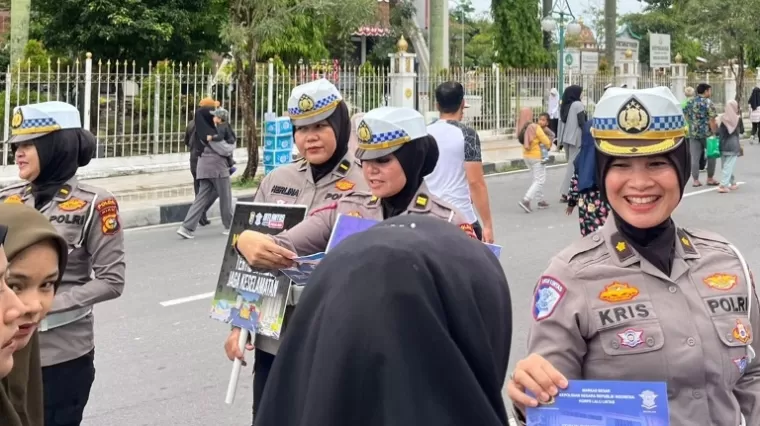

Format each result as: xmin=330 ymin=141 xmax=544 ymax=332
xmin=469 ymin=0 xmax=644 ymax=21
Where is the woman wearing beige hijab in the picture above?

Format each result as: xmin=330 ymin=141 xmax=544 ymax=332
xmin=0 ymin=203 xmax=67 ymax=426
xmin=0 ymin=226 xmax=24 ymax=381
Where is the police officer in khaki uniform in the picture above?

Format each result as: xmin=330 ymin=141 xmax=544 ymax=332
xmin=506 ymin=87 xmax=759 ymax=426
xmin=224 ymin=78 xmax=366 ymax=424
xmin=236 ymin=106 xmax=478 ymax=270
xmin=1 ymin=101 xmax=126 ymax=426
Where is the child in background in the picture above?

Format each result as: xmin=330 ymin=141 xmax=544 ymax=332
xmin=208 ymin=107 xmax=237 ymax=174
xmin=538 ymin=112 xmax=553 ymax=164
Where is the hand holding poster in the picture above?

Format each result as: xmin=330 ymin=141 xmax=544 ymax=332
xmin=526 ymin=380 xmax=669 ymax=425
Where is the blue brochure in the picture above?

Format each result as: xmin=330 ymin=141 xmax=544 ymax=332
xmin=327 ymin=214 xmax=379 ymax=252
xmin=279 ymin=252 xmax=325 ymax=286
xmin=526 ymin=380 xmax=669 ymax=425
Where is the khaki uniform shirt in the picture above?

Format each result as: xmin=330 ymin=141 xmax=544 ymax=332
xmin=0 ymin=177 xmax=126 ymax=366
xmin=251 ymin=153 xmax=366 ymax=354
xmin=272 ymin=182 xmax=475 ymax=256
xmin=526 ymin=219 xmax=759 ymax=426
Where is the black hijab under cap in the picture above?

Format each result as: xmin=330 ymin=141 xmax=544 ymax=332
xmin=310 ymin=101 xmax=350 ymax=183
xmin=19 ymin=129 xmax=96 ymax=211
xmin=595 ymin=140 xmax=691 ymax=276
xmin=254 ymin=215 xmax=512 ymax=426
xmin=380 ymin=135 xmax=439 ymax=218
xmin=193 ymin=106 xmax=216 ymax=148
xmin=560 ymin=85 xmax=583 ymax=123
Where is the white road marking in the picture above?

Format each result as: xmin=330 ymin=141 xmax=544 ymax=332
xmin=485 ymin=163 xmax=566 ymax=178
xmin=159 ymin=291 xmax=215 ymax=307
xmin=683 ymin=182 xmax=745 ymax=198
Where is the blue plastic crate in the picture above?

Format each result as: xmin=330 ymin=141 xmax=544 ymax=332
xmin=274 ymin=149 xmax=291 ymax=166
xmin=263 ymin=151 xmax=275 ymax=166
xmin=264 ymin=117 xmax=293 ymax=136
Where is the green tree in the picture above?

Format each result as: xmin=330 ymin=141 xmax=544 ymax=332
xmin=492 ymin=0 xmax=546 ymax=68
xmin=683 ymin=0 xmax=760 ymax=103
xmin=366 ymin=0 xmax=417 ymax=66
xmin=9 ymin=0 xmax=31 ymax=64
xmin=29 ymin=0 xmax=227 ymax=63
xmin=620 ymin=10 xmax=701 ymax=68
xmin=222 ymin=0 xmax=376 ymax=180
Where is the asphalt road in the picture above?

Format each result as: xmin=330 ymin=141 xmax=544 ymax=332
xmin=83 ymin=146 xmax=760 ymax=425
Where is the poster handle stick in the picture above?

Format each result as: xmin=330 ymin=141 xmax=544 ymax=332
xmin=225 ymin=328 xmax=250 ymax=405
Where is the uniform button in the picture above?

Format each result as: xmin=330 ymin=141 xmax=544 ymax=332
xmin=611 ymin=341 xmax=620 ymax=349
xmin=726 ymin=333 xmax=734 ymax=342
xmin=668 ymin=286 xmax=677 ymax=293
xmin=687 ymin=337 xmax=696 ymax=346
xmin=592 ymin=235 xmax=600 ymax=242
xmin=693 ymin=390 xmax=702 ymax=398
xmin=646 ymin=337 xmax=655 ymax=347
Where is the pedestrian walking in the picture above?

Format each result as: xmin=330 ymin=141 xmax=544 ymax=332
xmin=506 ymin=87 xmax=759 ymax=426
xmin=517 ymin=108 xmax=552 ymax=212
xmin=253 ymin=215 xmax=512 ymax=426
xmin=717 ymin=99 xmax=743 ymax=193
xmin=547 ymin=88 xmax=559 ymax=144
xmin=683 ymin=83 xmax=719 ymax=186
xmin=557 ymin=85 xmax=586 ymax=203
xmin=183 ymin=97 xmax=219 ymax=226
xmin=1 ymin=101 xmax=126 ymax=426
xmin=564 ymin=119 xmax=610 ymax=236
xmin=748 ymin=87 xmax=760 ymax=144
xmin=176 ymin=103 xmax=235 ymax=238
xmin=222 ymin=78 xmax=366 ymax=425
xmin=0 ymin=203 xmax=68 ymax=426
xmin=426 ymin=81 xmax=494 ymax=242
xmin=235 ymin=106 xmax=478 ymax=272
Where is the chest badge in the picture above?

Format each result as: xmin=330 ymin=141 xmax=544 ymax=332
xmin=617 ymin=328 xmax=644 ymax=348
xmin=599 ymin=282 xmax=640 ymax=303
xmin=335 ymin=179 xmax=355 ymax=191
xmin=734 ymin=356 xmax=748 ymax=374
xmin=3 ymin=194 xmax=22 ymax=204
xmin=733 ymin=319 xmax=751 ymax=344
xmin=58 ymin=198 xmax=88 ymax=211
xmin=703 ymin=273 xmax=738 ymax=291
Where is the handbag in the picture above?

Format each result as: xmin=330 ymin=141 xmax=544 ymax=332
xmin=706 ymin=135 xmax=721 ymax=159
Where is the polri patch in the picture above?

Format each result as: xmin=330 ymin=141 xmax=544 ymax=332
xmin=95 ymin=198 xmax=120 ymax=236
xmin=532 ymin=276 xmax=566 ymax=321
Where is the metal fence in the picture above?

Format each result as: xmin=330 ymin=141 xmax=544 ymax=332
xmin=0 ymin=55 xmax=752 ymax=165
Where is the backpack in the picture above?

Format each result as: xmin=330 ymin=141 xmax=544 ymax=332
xmin=517 ymin=122 xmax=532 ymax=145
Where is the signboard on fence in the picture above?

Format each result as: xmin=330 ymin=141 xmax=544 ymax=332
xmin=558 ymin=48 xmax=581 ymax=74
xmin=649 ymin=33 xmax=671 ymax=68
xmin=209 ymin=202 xmax=307 ymax=339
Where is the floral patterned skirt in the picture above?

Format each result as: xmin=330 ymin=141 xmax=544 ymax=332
xmin=576 ymin=191 xmax=611 ymax=236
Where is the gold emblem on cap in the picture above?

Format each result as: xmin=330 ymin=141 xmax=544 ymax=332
xmin=357 ymin=121 xmax=372 ymax=143
xmin=617 ymin=98 xmax=650 ymax=134
xmin=10 ymin=110 xmax=22 ymax=129
xmin=298 ymin=94 xmax=314 ymax=112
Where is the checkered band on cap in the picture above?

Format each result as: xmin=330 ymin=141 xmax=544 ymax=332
xmin=286 ymin=79 xmax=343 ymax=125
xmin=593 ymin=115 xmax=685 ymax=131
xmin=18 ymin=117 xmax=57 ymax=129
xmin=9 ymin=101 xmax=82 ymax=137
xmin=355 ymin=106 xmax=428 ymax=153
xmin=591 ymin=86 xmax=685 ymax=141
xmin=287 ymin=93 xmax=340 ymax=116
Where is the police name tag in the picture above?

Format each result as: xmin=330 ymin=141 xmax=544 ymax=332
xmin=526 ymin=380 xmax=670 ymax=425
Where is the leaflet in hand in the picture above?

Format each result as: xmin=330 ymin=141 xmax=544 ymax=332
xmin=279 ymin=252 xmax=325 ymax=286
xmin=526 ymin=380 xmax=669 ymax=425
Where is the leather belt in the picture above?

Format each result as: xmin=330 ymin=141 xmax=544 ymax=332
xmin=40 ymin=307 xmax=92 ymax=332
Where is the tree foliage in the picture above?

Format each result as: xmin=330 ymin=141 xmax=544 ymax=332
xmin=29 ymin=0 xmax=227 ymax=63
xmin=619 ymin=10 xmax=701 ymax=69
xmin=448 ymin=1 xmax=495 ymax=68
xmin=365 ymin=0 xmax=417 ymax=66
xmin=222 ymin=0 xmax=376 ymax=179
xmin=492 ymin=0 xmax=546 ymax=68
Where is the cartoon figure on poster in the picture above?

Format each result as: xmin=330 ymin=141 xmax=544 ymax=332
xmin=229 ymin=292 xmax=262 ymax=331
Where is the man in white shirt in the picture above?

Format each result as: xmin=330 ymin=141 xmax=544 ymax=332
xmin=425 ymin=81 xmax=494 ymax=243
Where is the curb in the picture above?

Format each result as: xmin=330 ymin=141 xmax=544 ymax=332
xmin=121 ymin=156 xmax=568 ymax=230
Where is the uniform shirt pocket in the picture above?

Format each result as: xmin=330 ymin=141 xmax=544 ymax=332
xmin=586 ymin=320 xmax=667 ymax=381
xmin=712 ymin=315 xmax=753 ymax=386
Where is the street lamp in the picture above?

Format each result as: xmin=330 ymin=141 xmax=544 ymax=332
xmin=541 ymin=0 xmax=582 ymax=96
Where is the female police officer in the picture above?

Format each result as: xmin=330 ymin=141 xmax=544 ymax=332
xmin=506 ymin=87 xmax=759 ymax=425
xmin=236 ymin=105 xmax=477 ymax=270
xmin=223 ymin=78 xmax=366 ymax=423
xmin=0 ymin=101 xmax=126 ymax=426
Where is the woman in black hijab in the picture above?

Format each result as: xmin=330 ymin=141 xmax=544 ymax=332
xmin=748 ymin=87 xmax=760 ymax=143
xmin=506 ymin=87 xmax=760 ymax=426
xmin=557 ymin=85 xmax=586 ymax=203
xmin=236 ymin=106 xmax=477 ymax=272
xmin=255 ymin=215 xmax=512 ymax=426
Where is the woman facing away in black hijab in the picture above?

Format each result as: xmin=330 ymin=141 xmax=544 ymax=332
xmin=557 ymin=85 xmax=586 ymax=203
xmin=236 ymin=106 xmax=478 ymax=271
xmin=506 ymin=87 xmax=760 ymax=426
xmin=748 ymin=87 xmax=760 ymax=144
xmin=254 ymin=214 xmax=512 ymax=426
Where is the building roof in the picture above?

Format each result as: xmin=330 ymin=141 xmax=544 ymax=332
xmin=354 ymin=0 xmax=392 ymax=37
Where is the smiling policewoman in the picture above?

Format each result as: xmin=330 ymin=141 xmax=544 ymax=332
xmin=223 ymin=78 xmax=366 ymax=424
xmin=0 ymin=101 xmax=126 ymax=426
xmin=506 ymin=87 xmax=760 ymax=426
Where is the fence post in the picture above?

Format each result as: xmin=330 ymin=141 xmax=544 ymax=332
xmin=83 ymin=53 xmax=93 ymax=132
xmin=267 ymin=59 xmax=274 ymax=114
xmin=3 ymin=69 xmax=11 ymax=166
xmin=493 ymin=63 xmax=500 ymax=134
xmin=153 ymin=73 xmax=161 ymax=154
